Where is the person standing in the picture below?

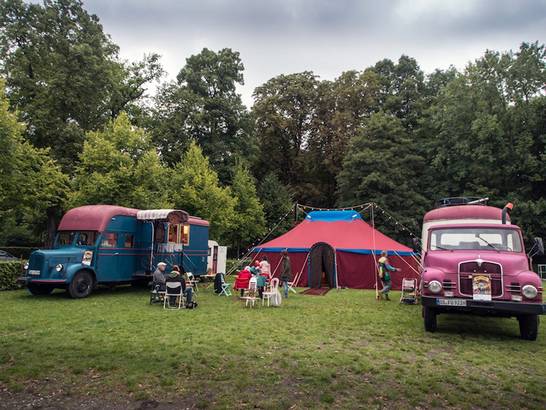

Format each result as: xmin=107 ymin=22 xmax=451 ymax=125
xmin=259 ymin=256 xmax=271 ymax=279
xmin=280 ymin=250 xmax=292 ymax=298
xmin=378 ymin=251 xmax=400 ymax=301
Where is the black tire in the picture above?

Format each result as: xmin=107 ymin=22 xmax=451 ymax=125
xmin=68 ymin=271 xmax=94 ymax=299
xmin=518 ymin=315 xmax=539 ymax=341
xmin=423 ymin=306 xmax=438 ymax=332
xmin=27 ymin=284 xmax=54 ymax=296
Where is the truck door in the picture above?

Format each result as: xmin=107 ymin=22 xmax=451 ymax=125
xmin=95 ymin=232 xmax=119 ymax=282
xmin=117 ymin=232 xmax=136 ymax=281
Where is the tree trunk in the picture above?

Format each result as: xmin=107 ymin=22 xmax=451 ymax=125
xmin=45 ymin=206 xmax=60 ymax=248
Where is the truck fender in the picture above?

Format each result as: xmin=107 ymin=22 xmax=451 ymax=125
xmin=65 ymin=264 xmax=97 ymax=284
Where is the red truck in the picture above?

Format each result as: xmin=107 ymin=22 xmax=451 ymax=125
xmin=419 ymin=198 xmax=544 ymax=340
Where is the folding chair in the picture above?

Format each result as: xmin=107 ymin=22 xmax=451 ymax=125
xmin=164 ymin=281 xmax=184 ymax=309
xmin=186 ymin=272 xmax=198 ymax=293
xmin=149 ymin=282 xmax=165 ymax=305
xmin=262 ymin=278 xmax=279 ymax=307
xmin=241 ymin=277 xmax=258 ymax=308
xmin=400 ymin=278 xmax=418 ymax=304
xmin=219 ymin=274 xmax=232 ymax=297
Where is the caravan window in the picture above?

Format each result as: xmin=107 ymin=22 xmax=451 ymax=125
xmin=181 ymin=224 xmax=190 ymax=245
xmin=154 ymin=223 xmax=165 ymax=243
xmin=168 ymin=224 xmax=178 ymax=243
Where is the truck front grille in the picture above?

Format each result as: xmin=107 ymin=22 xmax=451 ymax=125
xmin=459 ymin=260 xmax=503 ymax=298
xmin=28 ymin=253 xmax=44 ymax=273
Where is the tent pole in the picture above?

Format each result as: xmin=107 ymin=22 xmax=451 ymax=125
xmin=371 ymin=204 xmax=380 ymax=300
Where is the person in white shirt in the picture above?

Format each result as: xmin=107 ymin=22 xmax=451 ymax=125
xmin=259 ymin=256 xmax=271 ymax=278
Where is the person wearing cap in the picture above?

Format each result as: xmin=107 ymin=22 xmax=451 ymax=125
xmin=152 ymin=262 xmax=167 ymax=291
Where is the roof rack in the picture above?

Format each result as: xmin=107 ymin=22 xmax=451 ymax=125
xmin=435 ymin=197 xmax=489 ymax=208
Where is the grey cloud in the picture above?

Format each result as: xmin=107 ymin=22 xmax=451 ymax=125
xmin=82 ymin=0 xmax=546 ymax=107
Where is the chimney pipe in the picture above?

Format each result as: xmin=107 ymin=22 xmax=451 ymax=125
xmin=501 ymin=202 xmax=513 ymax=224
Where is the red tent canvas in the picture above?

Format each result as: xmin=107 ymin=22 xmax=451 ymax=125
xmin=253 ymin=210 xmax=419 ymax=290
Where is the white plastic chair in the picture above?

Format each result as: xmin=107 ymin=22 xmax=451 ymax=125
xmin=241 ymin=277 xmax=258 ymax=308
xmin=164 ymin=281 xmax=183 ymax=309
xmin=262 ymin=278 xmax=280 ymax=307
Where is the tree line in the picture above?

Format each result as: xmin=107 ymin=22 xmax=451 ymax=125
xmin=1 ymin=0 xmax=545 ymax=254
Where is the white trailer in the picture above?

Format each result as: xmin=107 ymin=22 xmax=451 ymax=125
xmin=207 ymin=240 xmax=227 ymax=274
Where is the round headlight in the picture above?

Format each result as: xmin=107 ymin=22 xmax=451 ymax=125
xmin=428 ymin=280 xmax=443 ymax=294
xmin=55 ymin=264 xmax=64 ymax=272
xmin=24 ymin=263 xmax=29 ymax=270
xmin=522 ymin=284 xmax=538 ymax=299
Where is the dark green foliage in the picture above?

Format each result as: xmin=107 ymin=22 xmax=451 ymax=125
xmin=0 ymin=261 xmax=23 ymax=290
xmin=0 ymin=0 xmax=162 ymax=170
xmin=257 ymin=173 xmax=294 ymax=238
xmin=0 ymin=0 xmax=545 ymax=251
xmin=337 ymin=112 xmax=428 ymax=238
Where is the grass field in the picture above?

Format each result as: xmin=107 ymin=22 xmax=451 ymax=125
xmin=1 ymin=285 xmax=545 ymax=409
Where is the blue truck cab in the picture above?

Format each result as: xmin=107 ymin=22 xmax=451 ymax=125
xmin=19 ymin=205 xmax=210 ymax=298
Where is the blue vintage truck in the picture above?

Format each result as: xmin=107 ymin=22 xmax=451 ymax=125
xmin=19 ymin=205 xmax=210 ymax=298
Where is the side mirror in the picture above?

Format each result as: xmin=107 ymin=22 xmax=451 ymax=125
xmin=533 ymin=237 xmax=544 ymax=256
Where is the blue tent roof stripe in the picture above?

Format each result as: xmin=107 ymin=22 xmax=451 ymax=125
xmin=305 ymin=210 xmax=362 ymax=222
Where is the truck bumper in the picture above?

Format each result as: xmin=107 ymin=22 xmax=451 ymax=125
xmin=422 ymin=296 xmax=544 ymax=316
xmin=17 ymin=277 xmax=67 ymax=286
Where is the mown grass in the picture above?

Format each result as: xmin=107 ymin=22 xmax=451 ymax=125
xmin=0 ymin=285 xmax=545 ymax=409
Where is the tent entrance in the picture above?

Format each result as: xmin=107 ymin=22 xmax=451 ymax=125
xmin=308 ymin=242 xmax=336 ymax=288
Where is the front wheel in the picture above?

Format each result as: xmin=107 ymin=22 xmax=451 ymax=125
xmin=423 ymin=306 xmax=438 ymax=332
xmin=518 ymin=315 xmax=539 ymax=341
xmin=27 ymin=284 xmax=54 ymax=296
xmin=68 ymin=271 xmax=94 ymax=299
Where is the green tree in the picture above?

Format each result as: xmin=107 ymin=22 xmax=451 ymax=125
xmin=257 ymin=173 xmax=294 ymax=238
xmin=428 ymin=42 xmax=546 ymax=239
xmin=0 ymin=81 xmax=68 ymax=245
xmin=337 ymin=111 xmax=428 ymax=240
xmin=252 ymin=71 xmax=320 ymax=202
xmin=169 ymin=141 xmax=237 ymax=242
xmin=69 ymin=112 xmax=171 ymax=209
xmin=0 ymin=0 xmax=162 ymax=170
xmin=229 ymin=162 xmax=266 ymax=255
xmin=150 ymin=48 xmax=254 ymax=180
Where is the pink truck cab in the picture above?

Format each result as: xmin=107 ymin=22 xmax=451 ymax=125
xmin=420 ymin=198 xmax=545 ymax=340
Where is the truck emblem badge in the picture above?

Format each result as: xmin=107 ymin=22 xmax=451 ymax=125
xmin=476 ymin=257 xmax=483 ymax=268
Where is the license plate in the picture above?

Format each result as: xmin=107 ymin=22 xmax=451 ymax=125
xmin=437 ymin=298 xmax=467 ymax=307
xmin=28 ymin=270 xmax=40 ymax=276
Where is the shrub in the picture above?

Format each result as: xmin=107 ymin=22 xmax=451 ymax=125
xmin=0 ymin=261 xmax=24 ymax=290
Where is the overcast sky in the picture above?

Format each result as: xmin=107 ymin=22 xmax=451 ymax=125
xmin=84 ymin=0 xmax=546 ymax=107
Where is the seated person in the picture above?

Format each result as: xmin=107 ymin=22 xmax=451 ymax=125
xmin=152 ymin=262 xmax=167 ymax=291
xmin=234 ymin=266 xmax=252 ymax=297
xmin=167 ymin=265 xmax=193 ymax=306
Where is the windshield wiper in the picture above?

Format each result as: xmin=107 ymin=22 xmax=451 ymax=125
xmin=432 ymin=245 xmax=451 ymax=251
xmin=477 ymin=235 xmax=500 ymax=251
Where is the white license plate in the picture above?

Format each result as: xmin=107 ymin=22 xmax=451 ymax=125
xmin=28 ymin=270 xmax=40 ymax=276
xmin=437 ymin=298 xmax=467 ymax=307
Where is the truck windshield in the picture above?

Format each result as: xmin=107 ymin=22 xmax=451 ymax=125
xmin=430 ymin=228 xmax=522 ymax=252
xmin=56 ymin=231 xmax=97 ymax=248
